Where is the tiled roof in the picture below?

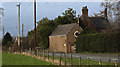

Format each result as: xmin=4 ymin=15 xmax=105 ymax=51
xmin=50 ymin=23 xmax=78 ymax=36
xmin=89 ymin=17 xmax=111 ymax=29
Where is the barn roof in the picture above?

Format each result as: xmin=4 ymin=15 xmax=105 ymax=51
xmin=50 ymin=23 xmax=79 ymax=36
xmin=89 ymin=17 xmax=111 ymax=29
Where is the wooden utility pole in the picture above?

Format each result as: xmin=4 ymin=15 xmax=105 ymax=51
xmin=22 ymin=24 xmax=24 ymax=37
xmin=78 ymin=14 xmax=79 ymax=24
xmin=34 ymin=0 xmax=36 ymax=50
xmin=17 ymin=4 xmax=20 ymax=47
xmin=3 ymin=26 xmax=4 ymax=37
xmin=0 ymin=8 xmax=4 ymax=39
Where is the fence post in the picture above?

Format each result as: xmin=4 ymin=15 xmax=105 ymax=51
xmin=70 ymin=54 xmax=72 ymax=66
xmin=64 ymin=53 xmax=66 ymax=66
xmin=27 ymin=49 xmax=28 ymax=55
xmin=20 ymin=47 xmax=22 ymax=53
xmin=115 ymin=60 xmax=118 ymax=67
xmin=10 ymin=47 xmax=12 ymax=53
xmin=108 ymin=58 xmax=111 ymax=66
xmin=87 ymin=57 xmax=90 ymax=67
xmin=47 ymin=50 xmax=49 ymax=60
xmin=79 ymin=57 xmax=81 ymax=67
xmin=99 ymin=58 xmax=102 ymax=66
xmin=29 ymin=48 xmax=31 ymax=55
xmin=11 ymin=47 xmax=12 ymax=53
xmin=31 ymin=48 xmax=32 ymax=56
xmin=52 ymin=51 xmax=54 ymax=62
xmin=59 ymin=53 xmax=62 ymax=66
xmin=11 ymin=47 xmax=13 ymax=53
xmin=43 ymin=50 xmax=45 ymax=59
xmin=25 ymin=49 xmax=27 ymax=55
xmin=37 ymin=49 xmax=38 ymax=56
xmin=9 ymin=47 xmax=11 ymax=53
xmin=39 ymin=50 xmax=41 ymax=57
xmin=32 ymin=49 xmax=34 ymax=56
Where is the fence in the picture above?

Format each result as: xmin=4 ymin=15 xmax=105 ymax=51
xmin=5 ymin=48 xmax=119 ymax=67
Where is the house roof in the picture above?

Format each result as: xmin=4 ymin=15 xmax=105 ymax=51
xmin=89 ymin=17 xmax=111 ymax=29
xmin=50 ymin=23 xmax=79 ymax=36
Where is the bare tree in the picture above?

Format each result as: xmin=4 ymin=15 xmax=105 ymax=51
xmin=100 ymin=0 xmax=119 ymax=30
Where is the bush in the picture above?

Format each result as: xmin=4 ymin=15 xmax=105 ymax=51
xmin=2 ymin=32 xmax=13 ymax=47
xmin=76 ymin=32 xmax=120 ymax=53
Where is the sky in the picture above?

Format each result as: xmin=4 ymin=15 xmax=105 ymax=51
xmin=1 ymin=2 xmax=103 ymax=37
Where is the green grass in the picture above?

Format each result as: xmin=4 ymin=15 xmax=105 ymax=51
xmin=3 ymin=52 xmax=118 ymax=66
xmin=0 ymin=52 xmax=2 ymax=66
xmin=2 ymin=52 xmax=53 ymax=65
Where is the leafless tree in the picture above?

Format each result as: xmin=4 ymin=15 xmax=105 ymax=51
xmin=100 ymin=0 xmax=120 ymax=30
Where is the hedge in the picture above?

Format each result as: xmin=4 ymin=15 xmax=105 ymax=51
xmin=76 ymin=32 xmax=120 ymax=53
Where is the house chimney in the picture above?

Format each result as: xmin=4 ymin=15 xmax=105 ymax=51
xmin=81 ymin=6 xmax=89 ymax=26
xmin=104 ymin=8 xmax=107 ymax=19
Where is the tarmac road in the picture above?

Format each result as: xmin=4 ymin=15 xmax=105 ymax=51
xmin=53 ymin=52 xmax=119 ymax=63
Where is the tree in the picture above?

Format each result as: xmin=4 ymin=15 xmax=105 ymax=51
xmin=54 ymin=8 xmax=77 ymax=24
xmin=27 ymin=8 xmax=78 ymax=49
xmin=2 ymin=32 xmax=12 ymax=47
xmin=36 ymin=17 xmax=56 ymax=49
xmin=27 ymin=17 xmax=57 ymax=49
xmin=100 ymin=1 xmax=119 ymax=20
xmin=100 ymin=1 xmax=119 ymax=30
xmin=27 ymin=30 xmax=34 ymax=49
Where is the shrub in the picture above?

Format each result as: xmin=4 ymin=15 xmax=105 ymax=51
xmin=76 ymin=32 xmax=120 ymax=53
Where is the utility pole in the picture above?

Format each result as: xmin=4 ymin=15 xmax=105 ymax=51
xmin=34 ymin=0 xmax=36 ymax=50
xmin=22 ymin=24 xmax=24 ymax=37
xmin=0 ymin=7 xmax=3 ymax=39
xmin=78 ymin=14 xmax=79 ymax=24
xmin=17 ymin=4 xmax=20 ymax=47
xmin=3 ymin=26 xmax=4 ymax=37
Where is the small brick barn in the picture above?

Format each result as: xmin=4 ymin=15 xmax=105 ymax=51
xmin=49 ymin=23 xmax=83 ymax=53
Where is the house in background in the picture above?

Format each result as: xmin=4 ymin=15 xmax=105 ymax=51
xmin=49 ymin=6 xmax=112 ymax=53
xmin=81 ymin=6 xmax=111 ymax=33
xmin=49 ymin=23 xmax=83 ymax=53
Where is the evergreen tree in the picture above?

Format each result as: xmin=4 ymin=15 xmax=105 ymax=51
xmin=2 ymin=32 xmax=12 ymax=47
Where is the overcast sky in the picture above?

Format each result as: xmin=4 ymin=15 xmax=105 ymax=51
xmin=1 ymin=2 xmax=103 ymax=37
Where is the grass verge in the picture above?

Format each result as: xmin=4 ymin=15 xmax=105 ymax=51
xmin=2 ymin=52 xmax=53 ymax=65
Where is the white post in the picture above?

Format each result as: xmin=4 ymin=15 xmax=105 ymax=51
xmin=17 ymin=4 xmax=20 ymax=47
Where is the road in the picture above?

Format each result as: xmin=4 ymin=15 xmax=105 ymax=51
xmin=29 ymin=50 xmax=119 ymax=63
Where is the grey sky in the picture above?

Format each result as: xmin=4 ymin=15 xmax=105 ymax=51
xmin=2 ymin=2 xmax=102 ymax=37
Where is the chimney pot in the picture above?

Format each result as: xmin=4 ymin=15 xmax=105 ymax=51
xmin=85 ymin=6 xmax=87 ymax=8
xmin=104 ymin=8 xmax=107 ymax=19
xmin=81 ymin=6 xmax=89 ymax=26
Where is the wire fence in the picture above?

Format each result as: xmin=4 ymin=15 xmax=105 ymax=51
xmin=3 ymin=47 xmax=119 ymax=67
